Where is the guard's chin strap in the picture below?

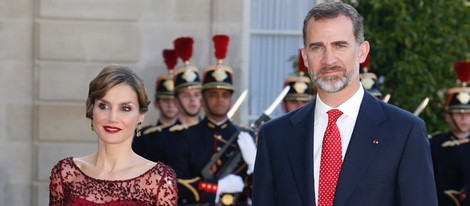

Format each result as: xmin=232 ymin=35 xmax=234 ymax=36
xmin=202 ymin=95 xmax=215 ymax=118
xmin=449 ymin=112 xmax=466 ymax=135
xmin=177 ymin=96 xmax=199 ymax=117
xmin=202 ymin=95 xmax=232 ymax=121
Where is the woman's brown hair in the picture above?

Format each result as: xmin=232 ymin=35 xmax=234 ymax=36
xmin=85 ymin=64 xmax=150 ymax=119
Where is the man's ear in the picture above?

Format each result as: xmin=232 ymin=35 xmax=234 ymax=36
xmin=300 ymin=48 xmax=308 ymax=68
xmin=359 ymin=41 xmax=370 ymax=64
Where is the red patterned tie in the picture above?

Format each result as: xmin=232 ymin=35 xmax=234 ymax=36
xmin=318 ymin=109 xmax=343 ymax=206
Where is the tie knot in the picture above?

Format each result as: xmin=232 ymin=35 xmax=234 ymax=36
xmin=327 ymin=109 xmax=343 ymax=122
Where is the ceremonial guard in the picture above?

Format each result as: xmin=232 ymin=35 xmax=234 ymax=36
xmin=162 ymin=36 xmax=203 ymax=166
xmin=132 ymin=49 xmax=178 ymax=160
xmin=163 ymin=37 xmax=205 ymax=205
xmin=178 ymin=34 xmax=257 ymax=206
xmin=430 ymin=61 xmax=470 ymax=206
xmin=171 ymin=37 xmax=203 ymax=127
xmin=281 ymin=49 xmax=315 ymax=113
xmin=359 ymin=54 xmax=383 ymax=99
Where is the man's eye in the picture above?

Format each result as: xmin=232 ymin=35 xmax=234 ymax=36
xmin=310 ymin=46 xmax=321 ymax=52
xmin=98 ymin=103 xmax=108 ymax=110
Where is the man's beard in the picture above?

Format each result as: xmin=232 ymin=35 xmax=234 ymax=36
xmin=312 ymin=65 xmax=358 ymax=93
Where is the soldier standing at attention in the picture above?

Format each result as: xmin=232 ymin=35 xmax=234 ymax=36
xmin=430 ymin=61 xmax=470 ymax=206
xmin=132 ymin=49 xmax=178 ymax=158
xmin=282 ymin=49 xmax=315 ymax=113
xmin=359 ymin=54 xmax=383 ymax=99
xmin=171 ymin=37 xmax=203 ymax=128
xmin=158 ymin=37 xmax=204 ymax=205
xmin=137 ymin=37 xmax=203 ymax=163
xmin=178 ymin=34 xmax=257 ymax=206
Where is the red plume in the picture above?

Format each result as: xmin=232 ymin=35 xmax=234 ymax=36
xmin=162 ymin=49 xmax=177 ymax=71
xmin=454 ymin=61 xmax=470 ymax=83
xmin=360 ymin=53 xmax=371 ymax=70
xmin=173 ymin=37 xmax=194 ymax=62
xmin=298 ymin=49 xmax=308 ymax=74
xmin=213 ymin=35 xmax=229 ymax=60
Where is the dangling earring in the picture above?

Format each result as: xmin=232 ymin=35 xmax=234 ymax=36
xmin=91 ymin=124 xmax=94 ymax=131
xmin=136 ymin=122 xmax=142 ymax=137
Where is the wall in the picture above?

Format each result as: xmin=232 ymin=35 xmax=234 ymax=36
xmin=0 ymin=0 xmax=245 ymax=205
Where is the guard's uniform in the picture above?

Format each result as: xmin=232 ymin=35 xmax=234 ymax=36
xmin=132 ymin=49 xmax=177 ymax=162
xmin=430 ymin=61 xmax=470 ymax=206
xmin=359 ymin=53 xmax=383 ymax=98
xmin=176 ymin=34 xmax=253 ymax=206
xmin=133 ymin=120 xmax=163 ymax=158
xmin=136 ymin=122 xmax=176 ymax=161
xmin=174 ymin=117 xmax=253 ymax=205
xmin=282 ymin=49 xmax=315 ymax=113
xmin=165 ymin=36 xmax=206 ymax=205
xmin=430 ymin=132 xmax=469 ymax=205
xmin=189 ymin=117 xmax=251 ymax=205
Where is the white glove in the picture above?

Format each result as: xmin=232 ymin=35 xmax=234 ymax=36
xmin=237 ymin=131 xmax=257 ymax=174
xmin=216 ymin=174 xmax=244 ymax=203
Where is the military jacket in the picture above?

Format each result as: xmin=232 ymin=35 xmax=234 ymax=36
xmin=430 ymin=132 xmax=470 ymax=206
xmin=132 ymin=120 xmax=176 ymax=163
xmin=191 ymin=117 xmax=253 ymax=205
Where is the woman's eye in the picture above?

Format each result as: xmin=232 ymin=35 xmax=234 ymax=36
xmin=122 ymin=106 xmax=132 ymax=112
xmin=98 ymin=103 xmax=108 ymax=110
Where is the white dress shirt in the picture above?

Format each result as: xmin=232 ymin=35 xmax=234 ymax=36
xmin=313 ymin=85 xmax=364 ymax=204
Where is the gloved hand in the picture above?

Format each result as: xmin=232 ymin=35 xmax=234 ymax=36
xmin=237 ymin=131 xmax=257 ymax=174
xmin=216 ymin=174 xmax=244 ymax=203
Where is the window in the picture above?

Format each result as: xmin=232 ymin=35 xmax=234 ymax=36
xmin=248 ymin=0 xmax=316 ymax=122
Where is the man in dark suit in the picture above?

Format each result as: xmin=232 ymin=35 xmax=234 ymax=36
xmin=252 ymin=2 xmax=437 ymax=206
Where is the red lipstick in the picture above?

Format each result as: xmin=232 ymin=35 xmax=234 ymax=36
xmin=103 ymin=126 xmax=122 ymax=134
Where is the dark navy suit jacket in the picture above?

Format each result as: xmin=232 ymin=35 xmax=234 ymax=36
xmin=252 ymin=91 xmax=437 ymax=206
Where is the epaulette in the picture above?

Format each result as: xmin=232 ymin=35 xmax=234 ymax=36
xmin=169 ymin=124 xmax=188 ymax=132
xmin=142 ymin=125 xmax=163 ymax=135
xmin=428 ymin=131 xmax=442 ymax=139
xmin=441 ymin=138 xmax=470 ymax=147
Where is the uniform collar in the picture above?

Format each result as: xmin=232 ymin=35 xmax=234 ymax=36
xmin=206 ymin=117 xmax=230 ymax=130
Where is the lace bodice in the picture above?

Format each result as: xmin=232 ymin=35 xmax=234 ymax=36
xmin=49 ymin=157 xmax=177 ymax=206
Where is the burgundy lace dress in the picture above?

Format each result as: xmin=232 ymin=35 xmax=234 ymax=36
xmin=49 ymin=157 xmax=178 ymax=206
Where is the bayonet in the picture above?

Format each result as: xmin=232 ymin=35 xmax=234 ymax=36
xmin=413 ymin=97 xmax=429 ymax=116
xmin=251 ymin=85 xmax=291 ymax=129
xmin=382 ymin=93 xmax=391 ymax=103
xmin=201 ymin=86 xmax=291 ymax=180
xmin=227 ymin=90 xmax=248 ymax=119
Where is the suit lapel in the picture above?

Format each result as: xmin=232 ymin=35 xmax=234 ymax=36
xmin=283 ymin=100 xmax=316 ymax=206
xmin=334 ymin=92 xmax=386 ymax=205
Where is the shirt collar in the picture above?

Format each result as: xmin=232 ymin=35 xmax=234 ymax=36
xmin=315 ymin=84 xmax=364 ymax=119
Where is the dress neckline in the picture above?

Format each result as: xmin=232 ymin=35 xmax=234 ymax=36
xmin=66 ymin=157 xmax=158 ymax=182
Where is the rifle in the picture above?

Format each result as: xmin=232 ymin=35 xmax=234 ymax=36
xmin=201 ymin=86 xmax=291 ymax=180
xmin=251 ymin=85 xmax=291 ymax=134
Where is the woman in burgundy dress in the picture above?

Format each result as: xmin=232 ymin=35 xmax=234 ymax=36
xmin=49 ymin=64 xmax=178 ymax=206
